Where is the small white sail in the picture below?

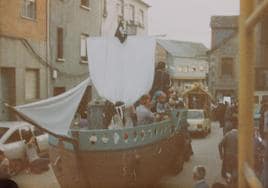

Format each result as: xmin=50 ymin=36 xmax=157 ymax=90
xmin=87 ymin=36 xmax=156 ymax=106
xmin=15 ymin=78 xmax=90 ymax=136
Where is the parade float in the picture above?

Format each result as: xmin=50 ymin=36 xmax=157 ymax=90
xmin=182 ymin=83 xmax=213 ymax=110
xmin=7 ymin=33 xmax=188 ymax=188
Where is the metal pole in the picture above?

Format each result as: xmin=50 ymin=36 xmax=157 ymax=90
xmin=239 ymin=0 xmax=255 ymax=187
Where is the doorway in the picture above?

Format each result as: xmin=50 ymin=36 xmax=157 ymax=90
xmin=0 ymin=68 xmax=16 ymax=120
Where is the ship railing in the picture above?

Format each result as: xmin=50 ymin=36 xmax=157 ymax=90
xmin=49 ymin=110 xmax=187 ymax=151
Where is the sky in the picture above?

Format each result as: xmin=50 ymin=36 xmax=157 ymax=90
xmin=145 ymin=0 xmax=239 ymax=48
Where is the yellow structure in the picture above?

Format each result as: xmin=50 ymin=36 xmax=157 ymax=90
xmin=239 ymin=0 xmax=268 ymax=187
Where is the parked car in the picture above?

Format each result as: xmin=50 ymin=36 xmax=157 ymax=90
xmin=186 ymin=109 xmax=211 ymax=136
xmin=0 ymin=121 xmax=49 ymax=160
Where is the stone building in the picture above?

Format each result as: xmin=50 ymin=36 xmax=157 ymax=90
xmin=101 ymin=0 xmax=149 ymax=36
xmin=0 ymin=0 xmax=49 ymax=120
xmin=49 ymin=0 xmax=103 ymax=100
xmin=208 ymin=16 xmax=239 ymax=101
xmin=255 ymin=11 xmax=268 ymax=102
xmin=156 ymin=39 xmax=209 ymax=95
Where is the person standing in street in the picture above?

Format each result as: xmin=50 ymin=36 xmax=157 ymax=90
xmin=218 ymin=118 xmax=238 ymax=185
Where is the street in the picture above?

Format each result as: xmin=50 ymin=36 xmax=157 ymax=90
xmin=160 ymin=121 xmax=224 ymax=188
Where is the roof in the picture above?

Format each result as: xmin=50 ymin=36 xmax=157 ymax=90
xmin=157 ymin=39 xmax=208 ymax=58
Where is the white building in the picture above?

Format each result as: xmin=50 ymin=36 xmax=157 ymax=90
xmin=101 ymin=0 xmax=150 ymax=36
xmin=156 ymin=40 xmax=209 ymax=95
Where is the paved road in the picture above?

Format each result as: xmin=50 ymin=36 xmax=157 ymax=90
xmin=159 ymin=121 xmax=225 ymax=188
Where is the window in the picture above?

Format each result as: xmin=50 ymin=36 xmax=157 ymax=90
xmin=255 ymin=69 xmax=268 ymax=90
xmin=103 ymin=0 xmax=107 ymax=17
xmin=138 ymin=9 xmax=144 ymax=25
xmin=80 ymin=34 xmax=89 ymax=62
xmin=81 ymin=0 xmax=90 ymax=8
xmin=183 ymin=66 xmax=188 ymax=73
xmin=25 ymin=69 xmax=39 ymax=100
xmin=22 ymin=0 xmax=36 ymax=19
xmin=5 ymin=130 xmax=21 ymax=144
xmin=53 ymin=87 xmax=66 ymax=96
xmin=177 ymin=66 xmax=182 ymax=72
xmin=57 ymin=27 xmax=64 ymax=59
xmin=116 ymin=1 xmax=124 ymax=21
xmin=221 ymin=57 xmax=233 ymax=76
xmin=129 ymin=5 xmax=135 ymax=21
xmin=20 ymin=127 xmax=33 ymax=140
xmin=33 ymin=128 xmax=44 ymax=136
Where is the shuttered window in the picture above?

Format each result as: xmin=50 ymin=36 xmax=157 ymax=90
xmin=80 ymin=34 xmax=88 ymax=62
xmin=22 ymin=0 xmax=36 ymax=19
xmin=221 ymin=57 xmax=233 ymax=76
xmin=138 ymin=9 xmax=144 ymax=25
xmin=81 ymin=0 xmax=90 ymax=7
xmin=25 ymin=69 xmax=39 ymax=100
xmin=129 ymin=5 xmax=135 ymax=21
xmin=57 ymin=27 xmax=64 ymax=59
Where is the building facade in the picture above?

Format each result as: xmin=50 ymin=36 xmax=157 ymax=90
xmin=255 ymin=12 xmax=268 ymax=95
xmin=208 ymin=16 xmax=239 ymax=101
xmin=156 ymin=40 xmax=209 ymax=95
xmin=0 ymin=0 xmax=49 ymax=120
xmin=49 ymin=0 xmax=103 ymax=99
xmin=101 ymin=0 xmax=149 ymax=36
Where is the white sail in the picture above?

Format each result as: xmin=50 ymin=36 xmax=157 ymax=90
xmin=15 ymin=78 xmax=90 ymax=136
xmin=87 ymin=36 xmax=156 ymax=106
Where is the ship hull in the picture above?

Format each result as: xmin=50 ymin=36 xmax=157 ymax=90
xmin=49 ymin=131 xmax=185 ymax=188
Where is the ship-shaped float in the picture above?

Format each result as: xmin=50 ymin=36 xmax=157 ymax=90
xmin=9 ymin=35 xmax=189 ymax=188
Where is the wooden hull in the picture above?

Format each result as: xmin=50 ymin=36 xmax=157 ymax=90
xmin=49 ymin=132 xmax=185 ymax=188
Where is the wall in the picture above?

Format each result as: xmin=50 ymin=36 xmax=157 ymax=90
xmin=0 ymin=0 xmax=47 ymax=41
xmin=49 ymin=0 xmax=102 ymax=93
xmin=169 ymin=56 xmax=208 ymax=94
xmin=209 ymin=16 xmax=239 ymax=100
xmin=208 ymin=36 xmax=239 ymax=99
xmin=210 ymin=16 xmax=238 ymax=49
xmin=0 ymin=1 xmax=48 ymax=120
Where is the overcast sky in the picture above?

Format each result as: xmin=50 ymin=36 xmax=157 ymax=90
xmin=145 ymin=0 xmax=239 ymax=48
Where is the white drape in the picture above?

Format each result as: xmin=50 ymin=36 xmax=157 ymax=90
xmin=15 ymin=78 xmax=90 ymax=136
xmin=87 ymin=36 xmax=156 ymax=106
